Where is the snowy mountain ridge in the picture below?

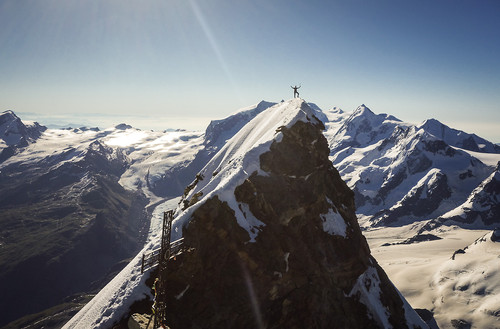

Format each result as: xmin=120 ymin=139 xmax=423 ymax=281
xmin=322 ymin=104 xmax=499 ymax=228
xmin=176 ymin=99 xmax=324 ymax=241
xmin=203 ymin=100 xmax=276 ymax=148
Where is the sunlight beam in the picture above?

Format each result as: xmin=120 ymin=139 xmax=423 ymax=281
xmin=188 ymin=0 xmax=243 ymax=102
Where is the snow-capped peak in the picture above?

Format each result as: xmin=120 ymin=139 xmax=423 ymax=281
xmin=173 ymin=98 xmax=322 ymax=240
xmin=354 ymin=104 xmax=373 ymax=115
xmin=0 ymin=110 xmax=26 ymax=146
xmin=0 ymin=109 xmax=16 ymax=119
xmin=0 ymin=110 xmax=46 ymax=154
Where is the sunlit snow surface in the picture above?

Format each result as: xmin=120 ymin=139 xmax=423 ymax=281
xmin=321 ymin=105 xmax=500 ymax=227
xmin=432 ymin=231 xmax=500 ymax=328
xmin=365 ymin=224 xmax=500 ymax=329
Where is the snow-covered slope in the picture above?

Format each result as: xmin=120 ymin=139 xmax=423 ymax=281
xmin=0 ymin=122 xmax=205 ymax=327
xmin=62 ymin=100 xmax=309 ymax=328
xmin=0 ymin=124 xmax=205 ymax=201
xmin=0 ymin=110 xmax=45 ymax=147
xmin=203 ymin=100 xmax=275 ymax=148
xmin=174 ymin=99 xmax=321 ymax=240
xmin=65 ymin=99 xmax=428 ymax=328
xmin=0 ymin=130 xmax=150 ymax=327
xmin=147 ymin=101 xmax=277 ymax=199
xmin=103 ymin=127 xmax=204 ymax=201
xmin=364 ymin=224 xmax=493 ymax=329
xmin=431 ymin=230 xmax=500 ymax=329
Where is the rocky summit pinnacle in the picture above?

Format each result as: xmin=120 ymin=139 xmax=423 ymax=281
xmin=160 ymin=100 xmax=427 ymax=328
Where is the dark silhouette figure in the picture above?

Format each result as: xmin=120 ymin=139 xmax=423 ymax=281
xmin=291 ymin=85 xmax=301 ymax=98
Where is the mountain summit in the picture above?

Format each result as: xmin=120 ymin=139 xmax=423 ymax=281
xmin=160 ymin=99 xmax=427 ymax=328
xmin=0 ymin=110 xmax=46 ymax=162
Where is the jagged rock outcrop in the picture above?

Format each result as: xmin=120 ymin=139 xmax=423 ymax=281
xmin=159 ymin=100 xmax=427 ymax=328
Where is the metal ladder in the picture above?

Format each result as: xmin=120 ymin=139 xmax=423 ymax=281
xmin=154 ymin=210 xmax=173 ymax=328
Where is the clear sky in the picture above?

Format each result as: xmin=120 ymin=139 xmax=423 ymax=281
xmin=1 ymin=0 xmax=499 ymax=141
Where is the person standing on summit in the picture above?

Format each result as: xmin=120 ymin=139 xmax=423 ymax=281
xmin=291 ymin=85 xmax=300 ymax=98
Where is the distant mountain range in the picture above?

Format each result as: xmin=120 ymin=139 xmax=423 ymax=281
xmin=1 ymin=100 xmax=499 ymax=327
xmin=321 ymin=104 xmax=500 ymax=228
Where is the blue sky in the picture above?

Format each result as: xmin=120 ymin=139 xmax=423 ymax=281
xmin=1 ymin=0 xmax=499 ymax=141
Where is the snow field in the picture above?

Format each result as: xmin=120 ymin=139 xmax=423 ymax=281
xmin=365 ymin=224 xmax=498 ymax=329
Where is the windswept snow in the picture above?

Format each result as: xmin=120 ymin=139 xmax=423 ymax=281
xmin=432 ymin=231 xmax=500 ymax=328
xmin=365 ymin=224 xmax=498 ymax=329
xmin=348 ymin=264 xmax=427 ymax=329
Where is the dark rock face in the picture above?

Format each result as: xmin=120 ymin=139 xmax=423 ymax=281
xmin=162 ymin=118 xmax=425 ymax=328
xmin=423 ymin=140 xmax=456 ymax=157
xmin=491 ymin=228 xmax=500 ymax=242
xmin=415 ymin=309 xmax=440 ymax=329
xmin=451 ymin=319 xmax=471 ymax=329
